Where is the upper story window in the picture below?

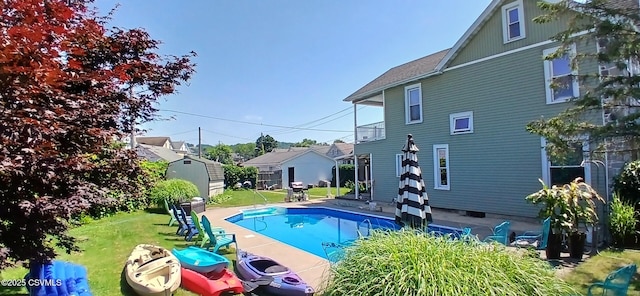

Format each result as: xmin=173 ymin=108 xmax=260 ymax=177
xmin=449 ymin=111 xmax=474 ymax=135
xmin=404 ymin=83 xmax=423 ymax=124
xmin=543 ymin=45 xmax=579 ymax=104
xmin=502 ymin=0 xmax=525 ymax=43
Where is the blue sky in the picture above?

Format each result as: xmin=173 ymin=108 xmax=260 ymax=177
xmin=96 ymin=0 xmax=493 ymax=145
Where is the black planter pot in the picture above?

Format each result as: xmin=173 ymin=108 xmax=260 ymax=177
xmin=546 ymin=232 xmax=563 ymax=260
xmin=568 ymin=232 xmax=586 ymax=259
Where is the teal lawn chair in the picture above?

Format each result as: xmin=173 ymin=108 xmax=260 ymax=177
xmin=512 ymin=217 xmax=551 ymax=250
xmin=482 ymin=221 xmax=511 ymax=245
xmin=201 ymin=215 xmax=237 ymax=253
xmin=587 ymin=263 xmax=636 ymax=296
xmin=163 ymin=199 xmax=178 ymax=227
xmin=190 ymin=211 xmax=227 ymax=248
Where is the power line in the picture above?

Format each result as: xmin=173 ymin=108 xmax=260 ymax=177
xmin=265 ymin=106 xmax=353 ymax=134
xmin=201 ymin=129 xmax=255 ymax=141
xmin=159 ymin=109 xmax=352 ymax=133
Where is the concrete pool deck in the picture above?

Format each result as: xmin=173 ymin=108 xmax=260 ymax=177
xmin=202 ymin=197 xmax=588 ymax=291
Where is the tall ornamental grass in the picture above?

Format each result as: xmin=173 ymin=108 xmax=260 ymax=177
xmin=321 ymin=230 xmax=577 ymax=296
xmin=150 ymin=179 xmax=200 ymax=206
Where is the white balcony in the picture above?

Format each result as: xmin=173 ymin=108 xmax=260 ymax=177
xmin=356 ymin=121 xmax=385 ymax=143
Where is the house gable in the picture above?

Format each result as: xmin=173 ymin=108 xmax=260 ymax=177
xmin=439 ymin=0 xmax=573 ymax=69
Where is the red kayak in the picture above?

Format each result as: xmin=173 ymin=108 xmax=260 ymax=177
xmin=180 ymin=267 xmax=244 ymax=296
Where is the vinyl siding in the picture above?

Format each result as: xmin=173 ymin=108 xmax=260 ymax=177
xmin=359 ymin=40 xmax=604 ymax=218
xmin=167 ymin=161 xmax=211 ymax=199
xmin=449 ymin=0 xmax=572 ymax=67
xmin=281 ymin=152 xmax=335 ymax=189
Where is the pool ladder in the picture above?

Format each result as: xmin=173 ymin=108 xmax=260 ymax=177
xmin=252 ymin=190 xmax=268 ymax=208
xmin=357 ymin=219 xmax=373 ymax=238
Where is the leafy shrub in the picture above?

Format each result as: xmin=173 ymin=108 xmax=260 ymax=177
xmin=613 ymin=160 xmax=640 ymax=205
xmin=223 ymin=164 xmax=257 ymax=189
xmin=609 ymin=193 xmax=638 ymax=247
xmin=140 ymin=160 xmax=168 ymax=188
xmin=322 ymin=230 xmax=577 ymax=295
xmin=331 ymin=164 xmax=354 ymax=187
xmin=150 ymin=179 xmax=200 ymax=206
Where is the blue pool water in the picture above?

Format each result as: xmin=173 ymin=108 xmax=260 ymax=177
xmin=225 ymin=207 xmax=462 ymax=259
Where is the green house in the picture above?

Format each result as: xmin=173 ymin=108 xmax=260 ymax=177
xmin=343 ymin=0 xmax=638 ymax=218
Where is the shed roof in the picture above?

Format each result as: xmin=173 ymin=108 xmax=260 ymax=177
xmin=170 ymin=155 xmax=224 ymax=181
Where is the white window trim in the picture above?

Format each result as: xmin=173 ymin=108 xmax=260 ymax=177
xmin=543 ymin=44 xmax=579 ymax=104
xmin=501 ymin=0 xmax=526 ymax=43
xmin=395 ymin=154 xmax=403 ymax=177
xmin=540 ymin=138 xmax=591 ymax=186
xmin=449 ymin=111 xmax=474 ymax=135
xmin=433 ymin=144 xmax=450 ymax=190
xmin=404 ymin=83 xmax=423 ymax=124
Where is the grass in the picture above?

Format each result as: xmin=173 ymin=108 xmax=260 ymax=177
xmin=209 ymin=187 xmax=350 ymax=208
xmin=0 ymin=210 xmax=236 ymax=296
xmin=322 ymin=230 xmax=577 ymax=295
xmin=561 ymin=249 xmax=640 ymax=295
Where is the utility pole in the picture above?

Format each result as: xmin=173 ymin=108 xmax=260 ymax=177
xmin=198 ymin=127 xmax=202 ymax=158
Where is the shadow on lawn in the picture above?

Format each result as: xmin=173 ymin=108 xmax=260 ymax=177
xmin=120 ymin=266 xmax=139 ymax=296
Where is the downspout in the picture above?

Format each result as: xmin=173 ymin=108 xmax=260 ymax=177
xmin=353 ymin=103 xmax=359 ymax=200
xmin=369 ymin=153 xmax=374 ymax=201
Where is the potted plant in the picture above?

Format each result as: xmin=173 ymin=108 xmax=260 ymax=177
xmin=561 ymin=177 xmax=605 ymax=259
xmin=525 ymin=179 xmax=570 ymax=260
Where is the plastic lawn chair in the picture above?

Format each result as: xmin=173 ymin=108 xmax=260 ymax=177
xmin=190 ymin=210 xmax=210 ymax=248
xmin=170 ymin=204 xmax=189 ymax=236
xmin=178 ymin=207 xmax=199 ymax=241
xmin=483 ymin=221 xmax=511 ymax=245
xmin=201 ymin=215 xmax=237 ymax=254
xmin=512 ymin=217 xmax=551 ymax=250
xmin=587 ymin=263 xmax=636 ymax=296
xmin=189 ymin=211 xmax=225 ymax=248
xmin=163 ymin=199 xmax=178 ymax=227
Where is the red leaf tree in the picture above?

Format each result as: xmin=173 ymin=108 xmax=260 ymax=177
xmin=0 ymin=0 xmax=196 ymax=268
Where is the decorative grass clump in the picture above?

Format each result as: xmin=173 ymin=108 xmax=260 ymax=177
xmin=321 ymin=230 xmax=577 ymax=296
xmin=150 ymin=178 xmax=200 ymax=206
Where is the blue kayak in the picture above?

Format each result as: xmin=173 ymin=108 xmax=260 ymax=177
xmin=172 ymin=246 xmax=230 ymax=274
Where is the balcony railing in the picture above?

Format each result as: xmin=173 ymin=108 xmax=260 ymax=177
xmin=356 ymin=121 xmax=385 ymax=143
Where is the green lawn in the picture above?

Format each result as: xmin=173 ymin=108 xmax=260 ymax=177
xmin=561 ymin=249 xmax=640 ymax=295
xmin=0 ymin=210 xmax=232 ymax=296
xmin=209 ymin=187 xmax=350 ymax=208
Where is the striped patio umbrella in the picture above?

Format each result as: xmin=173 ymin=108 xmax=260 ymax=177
xmin=395 ymin=134 xmax=433 ymax=229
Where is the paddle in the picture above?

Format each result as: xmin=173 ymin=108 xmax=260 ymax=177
xmin=241 ymin=275 xmax=274 ymax=293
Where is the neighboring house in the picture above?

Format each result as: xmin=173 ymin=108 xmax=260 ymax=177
xmin=171 ymin=141 xmax=190 ymax=155
xmin=312 ymin=143 xmax=355 ymax=164
xmin=166 ymin=155 xmax=225 ymax=199
xmin=136 ymin=137 xmax=172 ymax=149
xmin=135 ymin=144 xmax=183 ymax=162
xmin=242 ymin=148 xmax=336 ymax=189
xmin=343 ymin=0 xmax=638 ymax=218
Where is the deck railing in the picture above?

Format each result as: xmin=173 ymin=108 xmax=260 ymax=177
xmin=356 ymin=121 xmax=385 ymax=143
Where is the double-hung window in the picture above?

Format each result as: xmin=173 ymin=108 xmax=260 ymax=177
xmin=404 ymin=83 xmax=422 ymax=124
xmin=543 ymin=45 xmax=579 ymax=104
xmin=502 ymin=0 xmax=525 ymax=43
xmin=433 ymin=144 xmax=450 ymax=190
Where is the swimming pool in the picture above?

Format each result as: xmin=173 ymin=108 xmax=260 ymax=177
xmin=225 ymin=207 xmax=462 ymax=259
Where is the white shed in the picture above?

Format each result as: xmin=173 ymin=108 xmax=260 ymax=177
xmin=166 ymin=156 xmax=225 ymax=199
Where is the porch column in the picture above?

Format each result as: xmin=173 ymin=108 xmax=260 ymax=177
xmin=353 ymin=103 xmax=359 ymax=199
xmin=369 ymin=153 xmax=373 ymax=201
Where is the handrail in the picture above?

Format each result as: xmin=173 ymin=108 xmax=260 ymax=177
xmin=357 ymin=219 xmax=373 ymax=238
xmin=252 ymin=190 xmax=268 ymax=208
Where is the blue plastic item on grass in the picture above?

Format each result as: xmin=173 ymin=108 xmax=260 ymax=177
xmin=26 ymin=261 xmax=92 ymax=296
xmin=172 ymin=246 xmax=230 ymax=274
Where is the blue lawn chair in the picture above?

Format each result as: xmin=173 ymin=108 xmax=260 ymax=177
xmin=512 ymin=217 xmax=551 ymax=250
xmin=170 ymin=204 xmax=190 ymax=236
xmin=587 ymin=263 xmax=636 ymax=296
xmin=483 ymin=221 xmax=511 ymax=245
xmin=201 ymin=215 xmax=237 ymax=253
xmin=177 ymin=207 xmax=199 ymax=241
